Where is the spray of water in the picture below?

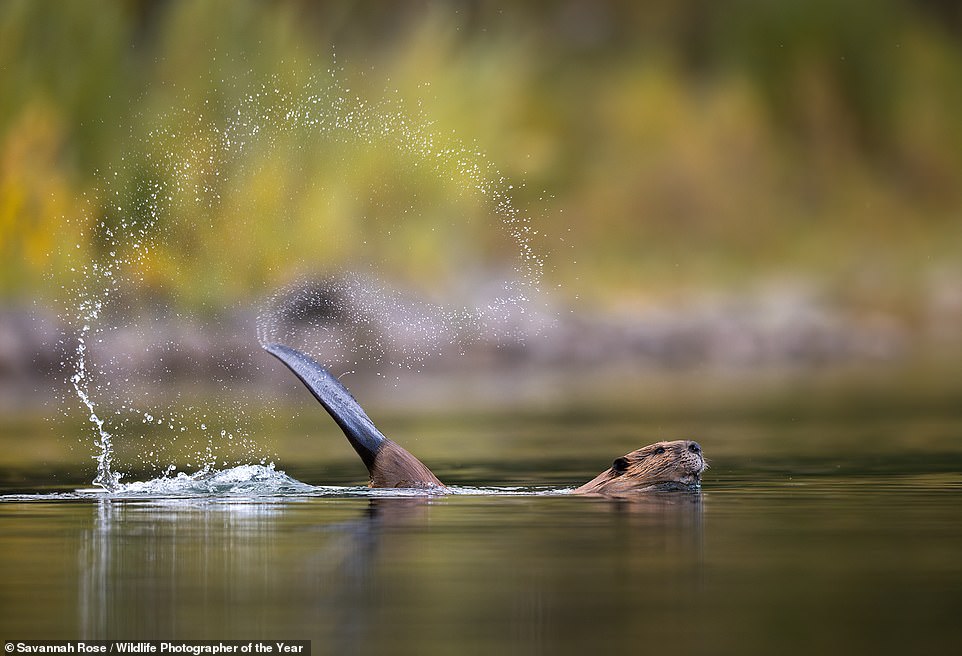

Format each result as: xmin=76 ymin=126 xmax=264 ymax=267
xmin=65 ymin=69 xmax=549 ymax=491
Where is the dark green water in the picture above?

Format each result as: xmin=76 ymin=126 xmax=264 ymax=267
xmin=1 ymin=456 xmax=961 ymax=655
xmin=2 ymin=376 xmax=962 ymax=656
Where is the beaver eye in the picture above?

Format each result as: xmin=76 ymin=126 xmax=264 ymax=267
xmin=653 ymin=446 xmax=666 ymax=455
xmin=612 ymin=457 xmax=629 ymax=474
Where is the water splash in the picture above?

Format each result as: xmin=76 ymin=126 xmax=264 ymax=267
xmin=70 ymin=326 xmax=119 ymax=489
xmin=0 ymin=462 xmax=571 ymax=502
xmin=66 ymin=215 xmax=153 ymax=490
xmin=250 ymin=76 xmax=555 ymax=371
xmin=256 ymin=272 xmax=545 ymax=373
xmin=64 ymin=69 xmax=550 ymax=489
xmin=112 ymin=464 xmax=314 ymax=497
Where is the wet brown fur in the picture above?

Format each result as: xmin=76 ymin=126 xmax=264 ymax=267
xmin=572 ymin=440 xmax=706 ymax=495
xmin=369 ymin=439 xmax=445 ymax=489
xmin=368 ymin=438 xmax=705 ymax=494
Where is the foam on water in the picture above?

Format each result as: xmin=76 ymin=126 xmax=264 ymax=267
xmin=0 ymin=462 xmax=570 ymax=502
xmin=62 ymin=69 xmax=550 ymax=493
xmin=113 ymin=464 xmax=314 ymax=497
xmin=98 ymin=465 xmax=566 ymax=499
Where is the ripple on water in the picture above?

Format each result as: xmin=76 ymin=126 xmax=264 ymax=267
xmin=0 ymin=464 xmax=572 ymax=502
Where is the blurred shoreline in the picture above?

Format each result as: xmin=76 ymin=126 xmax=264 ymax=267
xmin=3 ymin=274 xmax=960 ymax=415
xmin=3 ymin=0 xmax=962 ymax=417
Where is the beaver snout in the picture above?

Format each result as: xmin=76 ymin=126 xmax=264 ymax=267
xmin=685 ymin=440 xmax=708 ymax=477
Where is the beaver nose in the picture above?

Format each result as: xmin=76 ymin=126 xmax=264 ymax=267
xmin=687 ymin=441 xmax=702 ymax=455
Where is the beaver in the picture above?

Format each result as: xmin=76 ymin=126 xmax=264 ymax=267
xmin=264 ymin=343 xmax=706 ymax=494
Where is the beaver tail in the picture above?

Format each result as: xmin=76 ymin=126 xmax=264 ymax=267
xmin=263 ymin=343 xmax=444 ymax=489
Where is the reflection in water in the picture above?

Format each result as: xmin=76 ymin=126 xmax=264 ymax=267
xmin=6 ymin=464 xmax=961 ymax=654
xmin=75 ymin=492 xmax=704 ymax=647
xmin=80 ymin=498 xmax=297 ymax=638
xmin=323 ymin=499 xmax=434 ymax=654
xmin=4 ymin=398 xmax=959 ymax=653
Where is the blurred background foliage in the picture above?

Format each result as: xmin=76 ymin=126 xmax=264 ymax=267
xmin=1 ymin=0 xmax=961 ymax=323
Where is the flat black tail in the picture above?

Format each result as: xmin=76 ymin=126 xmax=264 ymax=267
xmin=263 ymin=343 xmax=385 ymax=469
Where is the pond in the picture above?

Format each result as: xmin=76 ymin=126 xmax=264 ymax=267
xmin=1 ymin=380 xmax=961 ymax=656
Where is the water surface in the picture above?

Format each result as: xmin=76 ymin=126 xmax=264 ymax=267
xmin=2 ymin=449 xmax=961 ymax=655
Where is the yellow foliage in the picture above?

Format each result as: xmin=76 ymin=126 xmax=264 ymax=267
xmin=0 ymin=102 xmax=84 ymax=294
xmin=0 ymin=0 xmax=959 ymax=315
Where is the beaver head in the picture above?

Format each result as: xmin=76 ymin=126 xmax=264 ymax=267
xmin=573 ymin=440 xmax=706 ymax=495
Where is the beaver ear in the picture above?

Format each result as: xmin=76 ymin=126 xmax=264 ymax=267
xmin=611 ymin=457 xmax=629 ymax=474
